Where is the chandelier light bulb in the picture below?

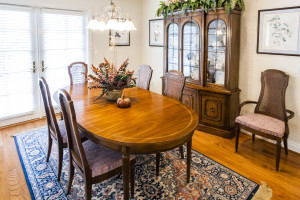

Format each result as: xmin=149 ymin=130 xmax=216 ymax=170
xmin=97 ymin=20 xmax=107 ymax=31
xmin=107 ymin=19 xmax=118 ymax=30
xmin=86 ymin=17 xmax=99 ymax=30
xmin=87 ymin=0 xmax=136 ymax=31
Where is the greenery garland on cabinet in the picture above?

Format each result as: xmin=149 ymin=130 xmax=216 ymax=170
xmin=156 ymin=0 xmax=245 ymax=16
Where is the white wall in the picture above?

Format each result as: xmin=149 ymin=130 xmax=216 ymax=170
xmin=239 ymin=0 xmax=300 ymax=153
xmin=0 ymin=0 xmax=143 ymax=73
xmin=141 ymin=0 xmax=164 ymax=94
xmin=141 ymin=0 xmax=300 ymax=153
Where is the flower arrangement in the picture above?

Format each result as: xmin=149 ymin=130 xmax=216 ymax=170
xmin=156 ymin=0 xmax=245 ymax=17
xmin=87 ymin=58 xmax=136 ymax=100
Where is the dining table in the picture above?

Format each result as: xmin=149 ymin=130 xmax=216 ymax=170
xmin=54 ymin=82 xmax=199 ymax=200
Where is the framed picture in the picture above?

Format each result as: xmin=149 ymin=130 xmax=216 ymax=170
xmin=257 ymin=6 xmax=300 ymax=56
xmin=109 ymin=30 xmax=130 ymax=46
xmin=149 ymin=19 xmax=164 ymax=47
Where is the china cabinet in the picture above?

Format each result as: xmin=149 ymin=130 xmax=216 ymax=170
xmin=162 ymin=8 xmax=241 ymax=138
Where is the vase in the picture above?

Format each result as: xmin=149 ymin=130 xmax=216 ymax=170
xmin=106 ymin=89 xmax=123 ymax=101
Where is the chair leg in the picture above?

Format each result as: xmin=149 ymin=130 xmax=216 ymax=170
xmin=67 ymin=161 xmax=74 ymax=194
xmin=130 ymin=165 xmax=135 ymax=198
xmin=252 ymin=134 xmax=255 ymax=142
xmin=276 ymin=140 xmax=281 ymax=171
xmin=57 ymin=144 xmax=64 ymax=182
xmin=284 ymin=137 xmax=288 ymax=155
xmin=85 ymin=178 xmax=92 ymax=200
xmin=46 ymin=135 xmax=52 ymax=162
xmin=156 ymin=153 xmax=160 ymax=177
xmin=179 ymin=145 xmax=184 ymax=159
xmin=235 ymin=124 xmax=240 ymax=152
xmin=60 ymin=112 xmax=63 ymax=121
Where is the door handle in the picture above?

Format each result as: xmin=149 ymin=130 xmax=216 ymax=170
xmin=41 ymin=61 xmax=47 ymax=72
xmin=32 ymin=61 xmax=36 ymax=73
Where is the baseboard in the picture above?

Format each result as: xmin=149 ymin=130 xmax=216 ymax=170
xmin=288 ymin=140 xmax=300 ymax=154
xmin=242 ymin=131 xmax=300 ymax=154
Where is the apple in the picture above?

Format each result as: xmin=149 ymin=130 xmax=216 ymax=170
xmin=117 ymin=95 xmax=131 ymax=108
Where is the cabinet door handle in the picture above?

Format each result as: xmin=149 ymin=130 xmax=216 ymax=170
xmin=209 ymin=106 xmax=215 ymax=112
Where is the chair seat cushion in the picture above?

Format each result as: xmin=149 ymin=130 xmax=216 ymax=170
xmin=235 ymin=113 xmax=285 ymax=138
xmin=82 ymin=140 xmax=136 ymax=177
xmin=57 ymin=120 xmax=86 ymax=143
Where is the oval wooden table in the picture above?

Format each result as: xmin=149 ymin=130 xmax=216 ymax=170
xmin=54 ymin=83 xmax=199 ymax=200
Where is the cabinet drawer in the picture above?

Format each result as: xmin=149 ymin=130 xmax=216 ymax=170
xmin=201 ymin=94 xmax=225 ymax=127
xmin=182 ymin=87 xmax=198 ymax=114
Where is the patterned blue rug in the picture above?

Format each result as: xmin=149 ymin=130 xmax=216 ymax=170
xmin=14 ymin=127 xmax=259 ymax=199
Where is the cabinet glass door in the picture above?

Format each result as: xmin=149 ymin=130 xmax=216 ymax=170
xmin=167 ymin=23 xmax=179 ymax=71
xmin=183 ymin=21 xmax=200 ymax=81
xmin=207 ymin=19 xmax=226 ymax=86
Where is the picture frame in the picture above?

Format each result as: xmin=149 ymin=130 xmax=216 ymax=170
xmin=109 ymin=30 xmax=130 ymax=46
xmin=149 ymin=19 xmax=164 ymax=47
xmin=257 ymin=6 xmax=300 ymax=56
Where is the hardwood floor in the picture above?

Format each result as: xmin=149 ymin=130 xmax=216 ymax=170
xmin=0 ymin=118 xmax=300 ymax=199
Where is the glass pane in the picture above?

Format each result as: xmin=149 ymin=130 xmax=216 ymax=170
xmin=0 ymin=6 xmax=36 ymax=119
xmin=183 ymin=21 xmax=200 ymax=81
xmin=41 ymin=9 xmax=87 ymax=106
xmin=206 ymin=20 xmax=226 ymax=86
xmin=167 ymin=23 xmax=179 ymax=71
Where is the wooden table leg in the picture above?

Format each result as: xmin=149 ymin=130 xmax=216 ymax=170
xmin=122 ymin=146 xmax=130 ymax=200
xmin=187 ymin=138 xmax=192 ymax=183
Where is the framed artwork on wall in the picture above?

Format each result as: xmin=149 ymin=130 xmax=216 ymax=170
xmin=109 ymin=30 xmax=130 ymax=46
xmin=149 ymin=19 xmax=164 ymax=47
xmin=257 ymin=6 xmax=300 ymax=56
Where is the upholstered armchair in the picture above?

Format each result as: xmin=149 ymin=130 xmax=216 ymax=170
xmin=235 ymin=69 xmax=295 ymax=171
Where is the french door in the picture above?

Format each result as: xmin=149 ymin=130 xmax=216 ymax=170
xmin=0 ymin=4 xmax=88 ymax=127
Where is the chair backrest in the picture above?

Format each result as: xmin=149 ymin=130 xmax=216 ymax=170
xmin=164 ymin=70 xmax=186 ymax=101
xmin=58 ymin=89 xmax=89 ymax=172
xmin=136 ymin=64 xmax=153 ymax=90
xmin=255 ymin=69 xmax=289 ymax=121
xmin=39 ymin=77 xmax=61 ymax=140
xmin=68 ymin=62 xmax=88 ymax=85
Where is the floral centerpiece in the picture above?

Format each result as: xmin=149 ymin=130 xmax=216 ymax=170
xmin=156 ymin=0 xmax=245 ymax=17
xmin=87 ymin=58 xmax=136 ymax=101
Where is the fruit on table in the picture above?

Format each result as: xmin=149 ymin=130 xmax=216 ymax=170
xmin=117 ymin=95 xmax=131 ymax=108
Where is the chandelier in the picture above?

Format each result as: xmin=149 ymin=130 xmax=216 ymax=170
xmin=87 ymin=0 xmax=136 ymax=31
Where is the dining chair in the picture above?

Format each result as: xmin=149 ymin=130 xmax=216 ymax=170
xmin=235 ymin=69 xmax=295 ymax=171
xmin=58 ymin=89 xmax=136 ymax=200
xmin=39 ymin=77 xmax=87 ymax=181
xmin=156 ymin=70 xmax=186 ymax=176
xmin=136 ymin=64 xmax=153 ymax=90
xmin=68 ymin=62 xmax=88 ymax=85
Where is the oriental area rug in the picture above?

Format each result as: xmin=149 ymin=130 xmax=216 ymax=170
xmin=14 ymin=127 xmax=259 ymax=199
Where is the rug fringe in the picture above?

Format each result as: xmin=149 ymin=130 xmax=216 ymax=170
xmin=252 ymin=181 xmax=272 ymax=200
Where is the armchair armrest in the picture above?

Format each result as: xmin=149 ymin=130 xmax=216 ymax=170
xmin=286 ymin=109 xmax=295 ymax=120
xmin=238 ymin=101 xmax=258 ymax=116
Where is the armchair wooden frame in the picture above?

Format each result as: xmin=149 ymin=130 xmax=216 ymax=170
xmin=39 ymin=77 xmax=66 ymax=181
xmin=156 ymin=70 xmax=186 ymax=176
xmin=235 ymin=70 xmax=295 ymax=171
xmin=58 ymin=89 xmax=136 ymax=200
xmin=136 ymin=64 xmax=153 ymax=90
xmin=68 ymin=62 xmax=88 ymax=85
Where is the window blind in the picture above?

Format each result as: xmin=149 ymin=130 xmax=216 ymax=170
xmin=0 ymin=5 xmax=36 ymax=119
xmin=40 ymin=9 xmax=87 ymax=105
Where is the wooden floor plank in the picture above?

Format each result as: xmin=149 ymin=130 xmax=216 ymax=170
xmin=0 ymin=118 xmax=300 ymax=199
